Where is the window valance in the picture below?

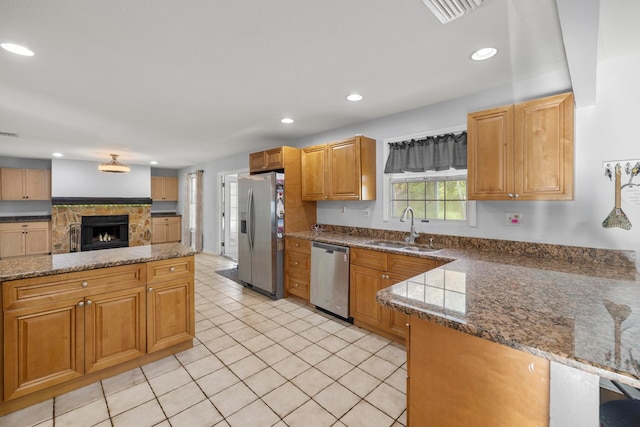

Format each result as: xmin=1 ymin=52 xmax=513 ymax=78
xmin=384 ymin=131 xmax=467 ymax=173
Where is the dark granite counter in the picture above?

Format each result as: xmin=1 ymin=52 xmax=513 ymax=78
xmin=286 ymin=228 xmax=640 ymax=387
xmin=0 ymin=215 xmax=51 ymax=223
xmin=0 ymin=243 xmax=195 ymax=282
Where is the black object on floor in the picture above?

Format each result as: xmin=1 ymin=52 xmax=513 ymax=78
xmin=215 ymin=268 xmax=243 ymax=285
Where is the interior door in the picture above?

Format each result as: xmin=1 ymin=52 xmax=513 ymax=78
xmin=222 ymin=173 xmax=239 ymax=260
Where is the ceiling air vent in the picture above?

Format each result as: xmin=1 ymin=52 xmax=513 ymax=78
xmin=0 ymin=132 xmax=18 ymax=137
xmin=421 ymin=0 xmax=487 ymax=24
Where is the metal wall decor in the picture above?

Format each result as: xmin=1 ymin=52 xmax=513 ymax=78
xmin=602 ymin=161 xmax=640 ymax=230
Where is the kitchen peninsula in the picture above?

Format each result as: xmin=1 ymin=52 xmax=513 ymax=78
xmin=287 ymin=225 xmax=640 ymax=426
xmin=0 ymin=243 xmax=195 ymax=415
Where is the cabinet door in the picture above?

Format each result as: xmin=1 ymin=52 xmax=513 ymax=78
xmin=301 ymin=144 xmax=327 ymax=200
xmin=467 ymin=105 xmax=514 ymax=200
xmin=162 ymin=177 xmax=179 ymax=201
xmin=515 ymin=92 xmax=574 ymax=200
xmin=4 ymin=299 xmax=84 ymax=400
xmin=151 ymin=219 xmax=168 ymax=244
xmin=349 ymin=265 xmax=386 ymax=330
xmin=327 ymin=138 xmax=361 ymax=200
xmin=147 ymin=278 xmax=195 ymax=353
xmin=85 ymin=287 xmax=146 ymax=374
xmin=0 ymin=228 xmax=25 ymax=258
xmin=264 ymin=147 xmax=284 ymax=170
xmin=1 ymin=169 xmax=25 ymax=200
xmin=24 ymin=169 xmax=51 ymax=200
xmin=166 ymin=218 xmax=182 ymax=242
xmin=249 ymin=151 xmax=267 ymax=173
xmin=24 ymin=227 xmax=50 ymax=256
xmin=151 ymin=176 xmax=164 ymax=201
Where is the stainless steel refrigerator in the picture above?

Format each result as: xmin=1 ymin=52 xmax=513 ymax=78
xmin=238 ymin=172 xmax=285 ymax=299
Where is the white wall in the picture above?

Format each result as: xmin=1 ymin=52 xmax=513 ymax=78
xmin=52 ymin=159 xmax=151 ymax=198
xmin=183 ymin=53 xmax=640 ymax=268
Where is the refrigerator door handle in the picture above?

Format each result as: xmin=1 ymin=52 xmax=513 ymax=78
xmin=248 ymin=188 xmax=254 ymax=251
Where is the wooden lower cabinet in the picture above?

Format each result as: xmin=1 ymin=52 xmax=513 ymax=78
xmin=3 ymin=298 xmax=84 ymax=400
xmin=147 ymin=278 xmax=194 ymax=353
xmin=85 ymin=287 xmax=147 ymax=374
xmin=350 ymin=248 xmax=446 ymax=342
xmin=0 ymin=222 xmax=50 ymax=258
xmin=151 ymin=216 xmax=182 ymax=244
xmin=284 ymin=237 xmax=311 ymax=300
xmin=408 ymin=317 xmax=550 ymax=426
xmin=0 ymin=256 xmax=195 ymax=414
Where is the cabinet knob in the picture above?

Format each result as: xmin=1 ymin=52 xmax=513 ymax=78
xmin=293 ymin=283 xmax=299 ymax=288
xmin=508 ymin=193 xmax=514 ymax=198
xmin=295 ymin=243 xmax=300 ymax=247
xmin=81 ymin=281 xmax=88 ymax=288
xmin=148 ymin=287 xmax=153 ymax=292
xmin=513 ymin=193 xmax=519 ymax=199
xmin=294 ymin=261 xmax=299 ymax=266
xmin=169 ymin=267 xmax=176 ymax=272
xmin=86 ymin=300 xmax=92 ymax=305
xmin=78 ymin=301 xmax=84 ymax=307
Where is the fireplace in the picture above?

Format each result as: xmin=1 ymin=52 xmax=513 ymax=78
xmin=81 ymin=215 xmax=129 ymax=251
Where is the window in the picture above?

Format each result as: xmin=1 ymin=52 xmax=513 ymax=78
xmin=382 ymin=125 xmax=475 ymax=225
xmin=389 ymin=174 xmax=467 ymax=221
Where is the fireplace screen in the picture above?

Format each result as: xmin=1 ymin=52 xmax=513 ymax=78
xmin=81 ymin=215 xmax=129 ymax=251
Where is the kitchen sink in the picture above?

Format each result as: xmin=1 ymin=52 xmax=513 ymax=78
xmin=366 ymin=240 xmax=441 ymax=253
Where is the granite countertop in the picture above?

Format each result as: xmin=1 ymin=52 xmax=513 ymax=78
xmin=0 ymin=215 xmax=52 ymax=223
xmin=286 ymin=229 xmax=640 ymax=387
xmin=0 ymin=243 xmax=195 ymax=282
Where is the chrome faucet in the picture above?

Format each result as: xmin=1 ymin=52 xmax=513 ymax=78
xmin=400 ymin=207 xmax=419 ymax=244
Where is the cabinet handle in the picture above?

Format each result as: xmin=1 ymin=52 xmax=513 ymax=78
xmin=86 ymin=300 xmax=92 ymax=305
xmin=169 ymin=267 xmax=176 ymax=272
xmin=148 ymin=287 xmax=153 ymax=292
xmin=78 ymin=301 xmax=84 ymax=307
xmin=81 ymin=281 xmax=88 ymax=287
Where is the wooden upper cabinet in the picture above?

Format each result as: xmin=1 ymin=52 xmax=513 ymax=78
xmin=301 ymin=144 xmax=328 ymax=200
xmin=249 ymin=147 xmax=285 ymax=173
xmin=301 ymin=135 xmax=376 ymax=201
xmin=467 ymin=92 xmax=574 ymax=201
xmin=151 ymin=176 xmax=178 ymax=201
xmin=1 ymin=168 xmax=51 ymax=201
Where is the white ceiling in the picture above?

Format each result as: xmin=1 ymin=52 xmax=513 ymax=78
xmin=0 ymin=0 xmax=634 ymax=169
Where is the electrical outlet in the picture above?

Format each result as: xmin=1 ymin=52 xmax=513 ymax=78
xmin=342 ymin=206 xmax=347 ymax=215
xmin=506 ymin=212 xmax=522 ymax=225
xmin=362 ymin=208 xmax=370 ymax=217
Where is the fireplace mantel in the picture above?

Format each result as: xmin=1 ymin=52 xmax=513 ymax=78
xmin=52 ymin=197 xmax=153 ymax=206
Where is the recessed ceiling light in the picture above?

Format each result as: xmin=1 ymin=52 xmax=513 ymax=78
xmin=281 ymin=118 xmax=294 ymax=124
xmin=150 ymin=161 xmax=158 ymax=165
xmin=1 ymin=42 xmax=35 ymax=57
xmin=52 ymin=152 xmax=63 ymax=157
xmin=471 ymin=47 xmax=498 ymax=61
xmin=346 ymin=93 xmax=363 ymax=102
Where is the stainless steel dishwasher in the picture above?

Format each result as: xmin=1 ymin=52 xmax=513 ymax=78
xmin=310 ymin=241 xmax=350 ymax=320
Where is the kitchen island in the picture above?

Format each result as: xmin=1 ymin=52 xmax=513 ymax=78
xmin=0 ymin=243 xmax=195 ymax=415
xmin=287 ymin=226 xmax=639 ymax=426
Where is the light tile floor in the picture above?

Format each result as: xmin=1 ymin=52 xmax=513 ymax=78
xmin=0 ymin=253 xmax=407 ymax=427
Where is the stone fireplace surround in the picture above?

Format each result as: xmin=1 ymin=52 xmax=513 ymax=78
xmin=51 ymin=197 xmax=152 ymax=254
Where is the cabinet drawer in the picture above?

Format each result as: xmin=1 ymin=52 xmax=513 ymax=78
xmin=285 ymin=269 xmax=310 ymax=299
xmin=3 ymin=264 xmax=145 ymax=311
xmin=285 ymin=251 xmax=310 ymax=271
xmin=387 ymin=254 xmax=436 ymax=276
xmin=350 ymin=247 xmax=387 ymax=271
xmin=0 ymin=221 xmax=50 ymax=232
xmin=285 ymin=238 xmax=311 ymax=255
xmin=147 ymin=256 xmax=194 ymax=284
